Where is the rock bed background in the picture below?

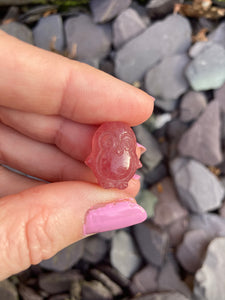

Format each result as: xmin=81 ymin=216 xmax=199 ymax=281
xmin=1 ymin=0 xmax=225 ymax=299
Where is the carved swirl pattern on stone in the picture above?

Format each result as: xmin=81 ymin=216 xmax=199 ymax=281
xmin=85 ymin=122 xmax=142 ymax=189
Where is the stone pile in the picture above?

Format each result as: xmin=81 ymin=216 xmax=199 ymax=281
xmin=1 ymin=0 xmax=225 ymax=299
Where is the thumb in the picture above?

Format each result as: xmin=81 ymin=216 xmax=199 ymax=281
xmin=0 ymin=181 xmax=146 ymax=280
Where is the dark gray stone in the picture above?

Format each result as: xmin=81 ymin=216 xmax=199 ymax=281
xmin=166 ymin=119 xmax=188 ymax=141
xmin=98 ymin=230 xmax=115 ymax=240
xmin=90 ymin=269 xmax=122 ymax=297
xmin=40 ymin=240 xmax=84 ymax=271
xmin=179 ymin=91 xmax=207 ymax=122
xmin=136 ymin=189 xmax=157 ymax=219
xmin=158 ymin=258 xmax=191 ymax=298
xmin=147 ymin=0 xmax=178 ymax=18
xmin=186 ymin=44 xmax=225 ymax=91
xmin=154 ymin=114 xmax=172 ymax=130
xmin=215 ymin=82 xmax=225 ymax=113
xmin=113 ymin=8 xmax=146 ymax=49
xmin=166 ymin=216 xmax=189 ymax=247
xmin=176 ymin=229 xmax=210 ymax=273
xmin=81 ymin=280 xmax=112 ymax=300
xmin=19 ymin=284 xmax=42 ymax=300
xmin=133 ymin=222 xmax=169 ymax=267
xmin=144 ymin=162 xmax=168 ymax=186
xmin=130 ymin=291 xmax=189 ymax=300
xmin=83 ymin=236 xmax=108 ymax=264
xmin=65 ymin=14 xmax=111 ymax=62
xmin=131 ymin=265 xmax=158 ymax=295
xmin=151 ymin=177 xmax=188 ymax=227
xmin=171 ymin=158 xmax=225 ymax=213
xmin=208 ymin=21 xmax=225 ymax=48
xmin=48 ymin=295 xmax=69 ymax=300
xmin=194 ymin=238 xmax=225 ymax=300
xmin=145 ymin=55 xmax=190 ymax=102
xmin=110 ymin=230 xmax=142 ymax=278
xmin=133 ymin=125 xmax=163 ymax=173
xmin=33 ymin=15 xmax=64 ymax=51
xmin=178 ymin=101 xmax=223 ymax=165
xmin=115 ymin=14 xmax=191 ymax=83
xmin=0 ymin=22 xmax=33 ymax=44
xmin=90 ymin=0 xmax=131 ymax=23
xmin=39 ymin=270 xmax=82 ymax=294
xmin=98 ymin=265 xmax=130 ymax=288
xmin=0 ymin=280 xmax=18 ymax=300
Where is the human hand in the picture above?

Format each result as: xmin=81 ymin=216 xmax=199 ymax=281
xmin=0 ymin=31 xmax=154 ymax=280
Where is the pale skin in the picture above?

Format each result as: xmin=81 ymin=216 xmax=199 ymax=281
xmin=0 ymin=31 xmax=154 ymax=280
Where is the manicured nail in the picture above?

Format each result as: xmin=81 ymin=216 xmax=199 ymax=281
xmin=132 ymin=173 xmax=141 ymax=180
xmin=83 ymin=199 xmax=147 ymax=235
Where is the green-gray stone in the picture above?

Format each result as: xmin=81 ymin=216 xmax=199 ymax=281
xmin=136 ymin=189 xmax=157 ymax=218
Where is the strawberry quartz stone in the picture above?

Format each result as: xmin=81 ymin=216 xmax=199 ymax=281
xmin=85 ymin=122 xmax=142 ymax=189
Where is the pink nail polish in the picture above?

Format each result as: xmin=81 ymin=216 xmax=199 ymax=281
xmin=132 ymin=174 xmax=141 ymax=180
xmin=83 ymin=199 xmax=147 ymax=235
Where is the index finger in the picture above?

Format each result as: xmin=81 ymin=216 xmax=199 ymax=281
xmin=0 ymin=31 xmax=154 ymax=126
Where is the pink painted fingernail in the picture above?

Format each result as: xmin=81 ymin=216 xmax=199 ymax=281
xmin=83 ymin=199 xmax=147 ymax=235
xmin=132 ymin=173 xmax=141 ymax=180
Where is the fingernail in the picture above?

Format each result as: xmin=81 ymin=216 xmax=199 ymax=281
xmin=132 ymin=173 xmax=141 ymax=180
xmin=83 ymin=199 xmax=147 ymax=235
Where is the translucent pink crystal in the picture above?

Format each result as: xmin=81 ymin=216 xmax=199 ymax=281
xmin=85 ymin=122 xmax=142 ymax=189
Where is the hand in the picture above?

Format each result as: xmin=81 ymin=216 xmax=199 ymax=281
xmin=0 ymin=31 xmax=154 ymax=280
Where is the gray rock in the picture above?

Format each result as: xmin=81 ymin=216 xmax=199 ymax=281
xmin=194 ymin=237 xmax=225 ymax=300
xmin=154 ymin=114 xmax=172 ymax=130
xmin=113 ymin=8 xmax=146 ymax=49
xmin=90 ymin=269 xmax=122 ymax=297
xmin=81 ymin=280 xmax=112 ymax=300
xmin=0 ymin=280 xmax=18 ymax=300
xmin=208 ymin=21 xmax=225 ymax=48
xmin=179 ymin=91 xmax=207 ymax=122
xmin=98 ymin=265 xmax=130 ymax=288
xmin=65 ymin=14 xmax=111 ymax=62
xmin=90 ymin=0 xmax=131 ymax=23
xmin=176 ymin=229 xmax=211 ymax=273
xmin=110 ymin=230 xmax=142 ymax=278
xmin=178 ymin=100 xmax=223 ymax=165
xmin=98 ymin=230 xmax=115 ymax=240
xmin=145 ymin=55 xmax=190 ymax=102
xmin=133 ymin=222 xmax=169 ymax=267
xmin=154 ymin=98 xmax=179 ymax=112
xmin=48 ymin=295 xmax=69 ymax=300
xmin=39 ymin=270 xmax=82 ymax=294
xmin=158 ymin=258 xmax=191 ymax=298
xmin=215 ymin=82 xmax=225 ymax=113
xmin=189 ymin=41 xmax=213 ymax=58
xmin=171 ymin=158 xmax=225 ymax=213
xmin=166 ymin=216 xmax=189 ymax=247
xmin=147 ymin=0 xmax=178 ymax=18
xmin=33 ymin=15 xmax=64 ymax=51
xmin=115 ymin=14 xmax=191 ymax=83
xmin=189 ymin=213 xmax=225 ymax=237
xmin=136 ymin=189 xmax=157 ymax=219
xmin=83 ymin=236 xmax=108 ymax=264
xmin=18 ymin=284 xmax=43 ymax=300
xmin=131 ymin=265 xmax=158 ymax=295
xmin=151 ymin=177 xmax=188 ymax=227
xmin=0 ymin=22 xmax=33 ymax=44
xmin=220 ymin=201 xmax=225 ymax=218
xmin=144 ymin=162 xmax=168 ymax=186
xmin=186 ymin=44 xmax=225 ymax=91
xmin=133 ymin=125 xmax=163 ymax=173
xmin=130 ymin=291 xmax=189 ymax=300
xmin=40 ymin=240 xmax=84 ymax=271
xmin=166 ymin=119 xmax=188 ymax=140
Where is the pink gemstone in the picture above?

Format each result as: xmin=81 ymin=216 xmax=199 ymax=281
xmin=85 ymin=122 xmax=142 ymax=189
